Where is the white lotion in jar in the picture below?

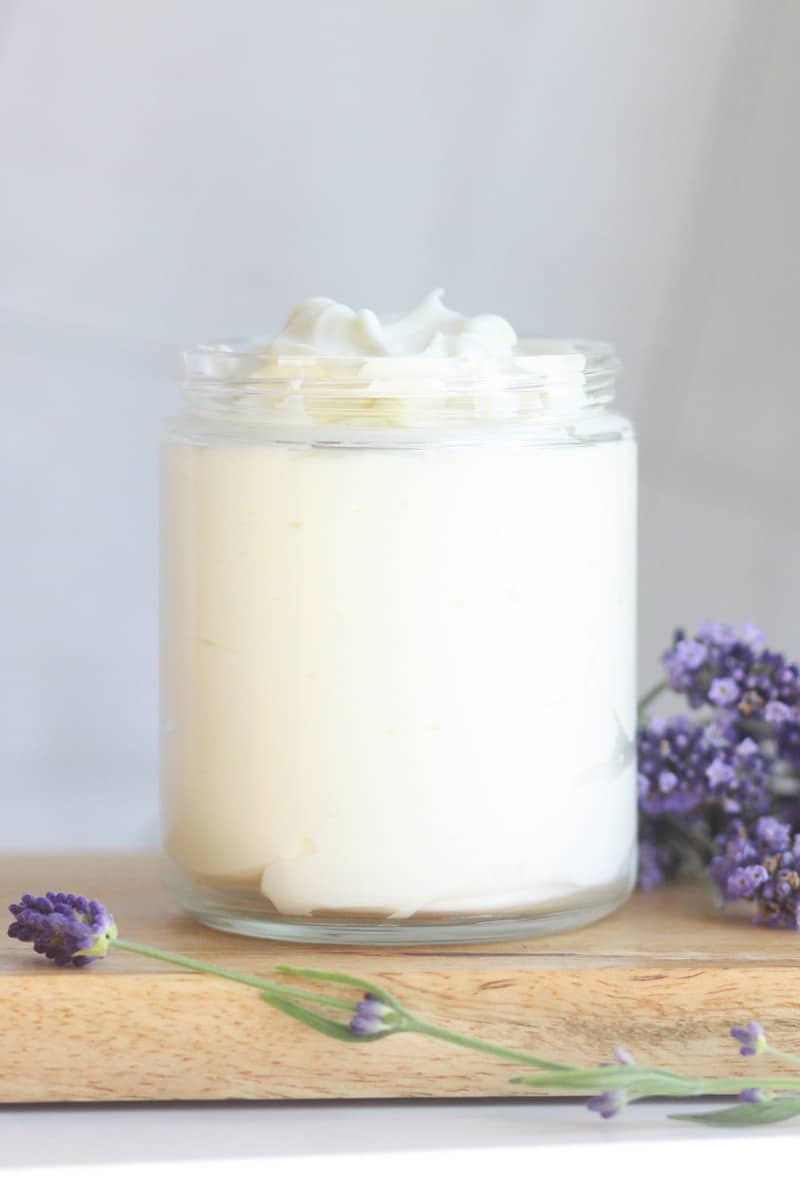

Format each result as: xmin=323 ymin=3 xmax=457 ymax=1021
xmin=162 ymin=292 xmax=637 ymax=939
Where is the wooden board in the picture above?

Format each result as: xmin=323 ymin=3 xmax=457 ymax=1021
xmin=2 ymin=853 xmax=800 ymax=1103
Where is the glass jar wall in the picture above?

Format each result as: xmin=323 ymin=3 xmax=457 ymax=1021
xmin=161 ymin=342 xmax=637 ymax=943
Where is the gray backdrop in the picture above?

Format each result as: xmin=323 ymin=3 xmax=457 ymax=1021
xmin=2 ymin=0 xmax=798 ymax=850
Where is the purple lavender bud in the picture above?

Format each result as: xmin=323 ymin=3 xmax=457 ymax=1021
xmin=8 ymin=893 xmax=116 ymax=966
xmin=739 ymin=1087 xmax=766 ymax=1103
xmin=765 ymin=701 xmax=791 ymax=725
xmin=709 ymin=677 xmax=740 ymax=707
xmin=658 ymin=770 xmax=678 ymax=794
xmin=675 ymin=639 xmax=707 ymax=669
xmin=754 ymin=816 xmax=791 ymax=852
xmin=703 ymin=622 xmax=737 ymax=646
xmin=586 ymin=1089 xmax=628 ymax=1119
xmin=726 ymin=865 xmax=769 ymax=899
xmin=702 ymin=719 xmax=733 ymax=750
xmin=350 ymin=1014 xmax=388 ymax=1035
xmin=731 ymin=1021 xmax=766 ymax=1057
xmin=706 ymin=758 xmax=737 ymax=789
xmin=774 ymin=869 xmax=799 ymax=899
xmin=735 ymin=738 xmax=759 ymax=758
xmin=613 ymin=1047 xmax=635 ymax=1065
xmin=348 ymin=994 xmax=395 ymax=1037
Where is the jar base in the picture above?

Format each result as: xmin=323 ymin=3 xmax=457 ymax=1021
xmin=163 ymin=856 xmax=636 ymax=946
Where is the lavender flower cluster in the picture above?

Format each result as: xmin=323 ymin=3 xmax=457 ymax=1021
xmin=710 ymin=818 xmax=800 ymax=929
xmin=638 ymin=623 xmax=800 ymax=927
xmin=663 ymin=622 xmax=800 ymax=765
xmin=7 ymin=892 xmax=116 ymax=965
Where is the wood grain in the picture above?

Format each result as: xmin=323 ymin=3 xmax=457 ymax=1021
xmin=2 ymin=854 xmax=799 ymax=1103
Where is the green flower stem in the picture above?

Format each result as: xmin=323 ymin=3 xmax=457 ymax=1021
xmin=660 ymin=812 xmax=715 ymax=857
xmin=637 ymin=679 xmax=668 ymax=719
xmin=514 ymin=1071 xmax=800 ymax=1097
xmin=278 ymin=964 xmax=565 ymax=1070
xmin=408 ymin=1019 xmax=567 ymax=1072
xmin=276 ymin=964 xmax=411 ymax=1016
xmin=113 ymin=940 xmax=354 ymax=1012
xmin=676 ymin=1075 xmax=800 ymax=1094
xmin=765 ymin=1045 xmax=800 ymax=1070
xmin=740 ymin=718 xmax=776 ymax=739
xmin=114 ymin=943 xmax=800 ymax=1103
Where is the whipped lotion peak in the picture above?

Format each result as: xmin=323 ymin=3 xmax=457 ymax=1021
xmin=269 ymin=290 xmax=518 ymax=359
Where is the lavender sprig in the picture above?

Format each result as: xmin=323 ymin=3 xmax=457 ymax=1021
xmin=9 ymin=892 xmax=800 ymax=1128
xmin=637 ymin=621 xmax=800 ymax=906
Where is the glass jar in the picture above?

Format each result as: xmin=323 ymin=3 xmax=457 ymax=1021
xmin=161 ymin=341 xmax=637 ymax=943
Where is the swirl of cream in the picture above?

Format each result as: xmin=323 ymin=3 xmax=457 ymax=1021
xmin=269 ymin=289 xmax=517 ymax=358
xmin=189 ymin=291 xmax=601 ymax=427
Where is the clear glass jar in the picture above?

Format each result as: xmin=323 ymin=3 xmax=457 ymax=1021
xmin=161 ymin=341 xmax=637 ymax=943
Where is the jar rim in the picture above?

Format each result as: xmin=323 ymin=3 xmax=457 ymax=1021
xmin=178 ymin=337 xmax=620 ymax=434
xmin=182 ymin=336 xmax=617 ymax=376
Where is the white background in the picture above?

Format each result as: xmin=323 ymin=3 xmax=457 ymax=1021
xmin=1 ymin=0 xmax=798 ymax=850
